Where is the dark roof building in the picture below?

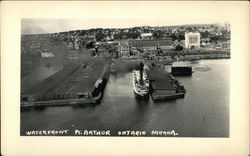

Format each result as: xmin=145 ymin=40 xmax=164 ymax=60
xmin=128 ymin=39 xmax=173 ymax=50
xmin=147 ymin=67 xmax=176 ymax=91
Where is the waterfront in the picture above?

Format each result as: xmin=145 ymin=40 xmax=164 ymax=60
xmin=21 ymin=59 xmax=229 ymax=137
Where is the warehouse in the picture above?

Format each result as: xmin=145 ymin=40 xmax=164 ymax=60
xmin=128 ymin=38 xmax=173 ymax=51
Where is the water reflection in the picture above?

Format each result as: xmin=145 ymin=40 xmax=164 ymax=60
xmin=135 ymin=98 xmax=150 ymax=105
xmin=72 ymin=103 xmax=98 ymax=109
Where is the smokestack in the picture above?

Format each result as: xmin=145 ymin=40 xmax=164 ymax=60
xmin=139 ymin=62 xmax=144 ymax=85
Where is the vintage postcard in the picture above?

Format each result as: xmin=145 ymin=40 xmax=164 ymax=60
xmin=20 ymin=19 xmax=230 ymax=137
xmin=1 ymin=1 xmax=249 ymax=156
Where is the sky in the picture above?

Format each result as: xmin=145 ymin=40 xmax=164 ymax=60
xmin=21 ymin=18 xmax=229 ymax=35
xmin=20 ymin=2 xmax=232 ymax=34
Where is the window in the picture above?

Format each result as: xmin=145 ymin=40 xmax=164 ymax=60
xmin=189 ymin=35 xmax=198 ymax=44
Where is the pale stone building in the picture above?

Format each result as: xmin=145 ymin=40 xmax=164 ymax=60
xmin=185 ymin=32 xmax=200 ymax=49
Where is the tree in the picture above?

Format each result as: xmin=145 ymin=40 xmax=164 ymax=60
xmin=170 ymin=53 xmax=176 ymax=60
xmin=177 ymin=34 xmax=185 ymax=41
xmin=170 ymin=34 xmax=177 ymax=41
xmin=86 ymin=41 xmax=95 ymax=49
xmin=174 ymin=45 xmax=183 ymax=51
xmin=113 ymin=33 xmax=123 ymax=40
xmin=95 ymin=32 xmax=105 ymax=41
xmin=200 ymin=30 xmax=210 ymax=38
xmin=153 ymin=30 xmax=165 ymax=39
xmin=186 ymin=27 xmax=193 ymax=32
xmin=79 ymin=30 xmax=86 ymax=36
xmin=127 ymin=31 xmax=140 ymax=39
xmin=210 ymin=35 xmax=219 ymax=43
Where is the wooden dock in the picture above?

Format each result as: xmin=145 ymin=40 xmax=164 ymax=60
xmin=21 ymin=58 xmax=111 ymax=107
xmin=151 ymin=92 xmax=185 ymax=101
xmin=146 ymin=65 xmax=185 ymax=101
xmin=21 ymin=93 xmax=102 ymax=107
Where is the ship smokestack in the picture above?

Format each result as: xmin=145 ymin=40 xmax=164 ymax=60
xmin=139 ymin=62 xmax=144 ymax=85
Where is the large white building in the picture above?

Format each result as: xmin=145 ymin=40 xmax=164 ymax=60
xmin=185 ymin=32 xmax=201 ymax=49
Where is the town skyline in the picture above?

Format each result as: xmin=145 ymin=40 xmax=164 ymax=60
xmin=22 ymin=19 xmax=230 ymax=35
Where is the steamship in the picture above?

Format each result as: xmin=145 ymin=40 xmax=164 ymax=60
xmin=132 ymin=68 xmax=150 ymax=99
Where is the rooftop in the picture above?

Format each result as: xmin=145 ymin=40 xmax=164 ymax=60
xmin=129 ymin=38 xmax=172 ymax=47
xmin=146 ymin=67 xmax=176 ymax=90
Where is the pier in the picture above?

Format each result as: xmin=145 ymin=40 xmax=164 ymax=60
xmin=146 ymin=65 xmax=185 ymax=101
xmin=21 ymin=58 xmax=111 ymax=107
xmin=21 ymin=93 xmax=101 ymax=107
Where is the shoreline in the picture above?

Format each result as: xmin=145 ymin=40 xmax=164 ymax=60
xmin=112 ymin=53 xmax=230 ymax=72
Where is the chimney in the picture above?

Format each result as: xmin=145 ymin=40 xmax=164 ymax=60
xmin=139 ymin=62 xmax=144 ymax=85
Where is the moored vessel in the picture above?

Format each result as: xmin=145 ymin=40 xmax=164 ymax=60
xmin=132 ymin=62 xmax=149 ymax=99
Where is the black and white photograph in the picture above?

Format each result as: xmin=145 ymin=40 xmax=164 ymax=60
xmin=1 ymin=1 xmax=249 ymax=156
xmin=20 ymin=17 xmax=231 ymax=137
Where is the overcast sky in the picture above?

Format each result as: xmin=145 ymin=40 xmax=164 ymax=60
xmin=21 ymin=18 xmax=229 ymax=35
xmin=21 ymin=2 xmax=232 ymax=34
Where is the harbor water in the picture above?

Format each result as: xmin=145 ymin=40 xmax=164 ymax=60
xmin=21 ymin=59 xmax=230 ymax=137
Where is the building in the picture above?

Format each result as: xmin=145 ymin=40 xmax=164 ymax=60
xmin=66 ymin=42 xmax=74 ymax=49
xmin=140 ymin=33 xmax=153 ymax=39
xmin=41 ymin=51 xmax=55 ymax=58
xmin=185 ymin=32 xmax=200 ymax=49
xmin=128 ymin=39 xmax=173 ymax=51
xmin=119 ymin=40 xmax=130 ymax=56
xmin=218 ymin=41 xmax=230 ymax=50
xmin=147 ymin=67 xmax=177 ymax=95
xmin=74 ymin=38 xmax=80 ymax=50
xmin=68 ymin=50 xmax=79 ymax=59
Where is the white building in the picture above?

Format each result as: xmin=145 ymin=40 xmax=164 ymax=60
xmin=41 ymin=52 xmax=55 ymax=58
xmin=185 ymin=32 xmax=201 ymax=49
xmin=140 ymin=33 xmax=153 ymax=39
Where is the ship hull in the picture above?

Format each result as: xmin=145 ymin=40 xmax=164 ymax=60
xmin=132 ymin=70 xmax=149 ymax=100
xmin=133 ymin=91 xmax=149 ymax=100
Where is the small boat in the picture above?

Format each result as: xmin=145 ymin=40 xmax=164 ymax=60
xmin=132 ymin=68 xmax=150 ymax=99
